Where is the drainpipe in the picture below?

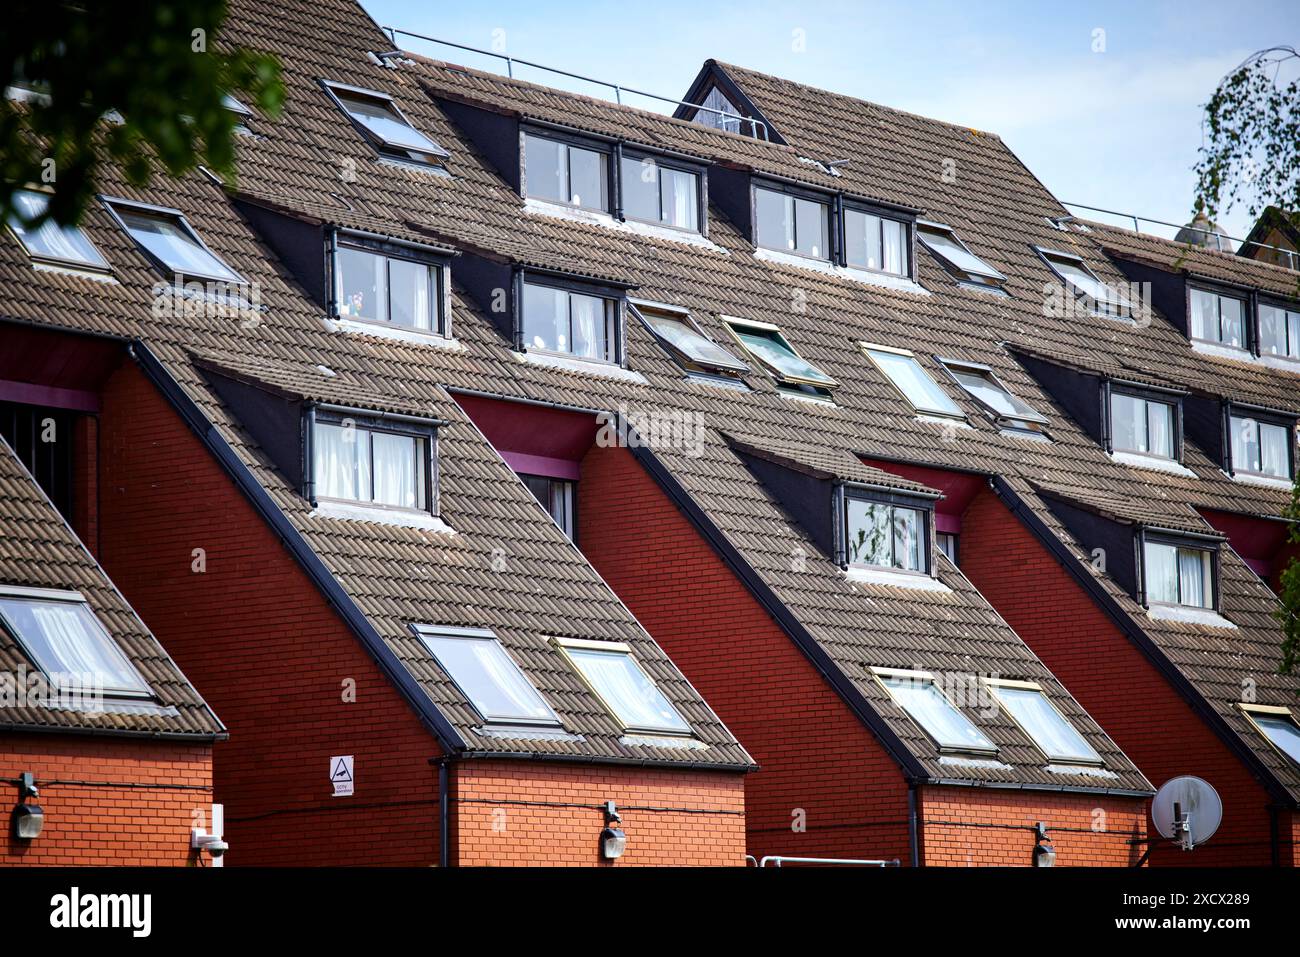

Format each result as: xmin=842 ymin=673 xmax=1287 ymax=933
xmin=438 ymin=759 xmax=451 ymax=868
xmin=907 ymin=781 xmax=920 ymax=868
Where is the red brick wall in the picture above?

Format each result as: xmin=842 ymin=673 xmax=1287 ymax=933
xmin=959 ymin=485 xmax=1288 ymax=866
xmin=95 ymin=362 xmax=445 ymax=866
xmin=1 ymin=734 xmax=212 ymax=866
xmin=918 ymin=786 xmax=1145 ymax=866
xmin=452 ymin=760 xmax=745 ymax=866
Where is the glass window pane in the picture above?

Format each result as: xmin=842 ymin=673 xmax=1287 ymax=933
xmin=1109 ymin=393 xmax=1143 ymax=453
xmin=372 ymin=432 xmax=421 ymax=509
xmin=881 ymin=675 xmax=994 ymax=751
xmin=1177 ymin=547 xmax=1209 ymax=608
xmin=569 ymin=292 xmax=610 ymax=361
xmin=315 ymin=422 xmax=372 ymax=502
xmin=846 ymin=499 xmax=892 ymax=567
xmin=881 ymin=218 xmax=906 ymax=276
xmin=793 ymin=196 xmax=828 ymax=259
xmin=1289 ymin=312 xmax=1300 ymax=358
xmin=567 ymin=144 xmax=608 ymax=211
xmin=620 ymin=155 xmax=660 ymax=223
xmin=868 ymin=349 xmax=961 ymax=415
xmin=1144 ymin=542 xmax=1179 ymax=604
xmin=7 ymin=189 xmax=108 ymax=267
xmin=522 ymin=282 xmax=569 ymax=353
xmin=735 ymin=327 xmax=835 ymax=385
xmin=335 ymin=91 xmax=441 ymax=154
xmin=661 ymin=167 xmax=698 ymax=231
xmin=1231 ymin=416 xmax=1261 ymax=473
xmin=893 ymin=506 xmax=922 ymax=570
xmin=1218 ymin=295 xmax=1245 ymax=347
xmin=336 ymin=247 xmax=386 ymax=322
xmin=952 ymin=368 xmax=1039 ymax=420
xmin=844 ymin=209 xmax=879 ymax=270
xmin=1259 ymin=422 xmax=1290 ymax=478
xmin=918 ymin=227 xmax=997 ymax=279
xmin=117 ymin=209 xmax=240 ymax=281
xmin=0 ymin=597 xmax=149 ymax=694
xmin=1146 ymin=400 xmax=1174 ymax=458
xmin=754 ymin=188 xmax=792 ymax=251
xmin=567 ymin=647 xmax=691 ymax=733
xmin=642 ymin=310 xmax=742 ymax=369
xmin=387 ymin=258 xmax=432 ymax=330
xmin=1189 ymin=289 xmax=1216 ymax=340
xmin=1254 ymin=714 xmax=1300 ymax=765
xmin=421 ymin=632 xmax=557 ymax=724
xmin=524 ymin=133 xmax=566 ymax=203
xmin=1051 ymin=257 xmax=1112 ymax=304
xmin=1260 ymin=305 xmax=1289 ymax=355
xmin=991 ymin=686 xmax=1100 ymax=762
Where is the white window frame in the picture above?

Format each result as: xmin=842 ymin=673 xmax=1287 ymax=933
xmin=726 ymin=316 xmax=837 ymax=393
xmin=632 ymin=299 xmax=749 ymax=378
xmin=917 ymin=221 xmax=1004 ymax=288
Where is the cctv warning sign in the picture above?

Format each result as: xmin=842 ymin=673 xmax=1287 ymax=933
xmin=330 ymin=755 xmax=354 ymax=797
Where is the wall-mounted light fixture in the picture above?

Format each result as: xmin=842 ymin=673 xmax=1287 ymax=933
xmin=12 ymin=772 xmax=43 ymax=841
xmin=1032 ymin=821 xmax=1055 ymax=867
xmin=600 ymin=800 xmax=626 ymax=861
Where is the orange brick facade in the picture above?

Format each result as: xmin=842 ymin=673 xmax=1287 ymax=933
xmin=958 ymin=485 xmax=1297 ymax=866
xmin=1 ymin=734 xmax=212 ymax=866
xmin=576 ymin=441 xmax=1142 ymax=865
xmin=452 ymin=761 xmax=746 ymax=866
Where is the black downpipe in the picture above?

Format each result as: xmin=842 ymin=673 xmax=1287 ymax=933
xmin=908 ymin=782 xmax=920 ymax=868
xmin=439 ymin=759 xmax=451 ymax=868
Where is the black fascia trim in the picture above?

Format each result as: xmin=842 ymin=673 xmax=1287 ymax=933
xmin=991 ymin=474 xmax=1297 ymax=807
xmin=671 ymin=61 xmax=783 ymax=144
xmin=519 ymin=267 xmax=634 ymax=298
xmin=334 ymin=228 xmax=457 ymax=263
xmin=0 ymin=721 xmax=226 ymax=743
xmin=519 ymin=120 xmax=615 ymax=151
xmin=433 ymin=750 xmax=756 ymax=774
xmin=622 ymin=420 xmax=931 ymax=782
xmin=129 ymin=341 xmax=467 ymax=755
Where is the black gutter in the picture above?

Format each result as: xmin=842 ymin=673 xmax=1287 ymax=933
xmin=991 ymin=475 xmax=1297 ymax=808
xmin=448 ymin=749 xmax=753 ymax=774
xmin=129 ymin=340 xmax=468 ymax=755
xmin=0 ymin=721 xmax=226 ymax=743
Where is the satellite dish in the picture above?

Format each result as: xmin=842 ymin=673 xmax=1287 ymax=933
xmin=1152 ymin=776 xmax=1222 ymax=850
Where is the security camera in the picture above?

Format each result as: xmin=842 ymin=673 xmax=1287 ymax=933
xmin=191 ymin=829 xmax=229 ymax=860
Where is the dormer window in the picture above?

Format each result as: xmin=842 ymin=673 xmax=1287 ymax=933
xmin=312 ymin=411 xmax=435 ymax=514
xmin=843 ymin=207 xmax=908 ymax=277
xmin=1229 ymin=413 xmax=1293 ymax=480
xmin=5 ymin=188 xmax=110 ymax=272
xmin=323 ymin=81 xmax=449 ymax=168
xmin=1189 ymin=287 xmax=1247 ymax=350
xmin=754 ymin=184 xmax=829 ymax=260
xmin=1142 ymin=538 xmax=1214 ymax=609
xmin=331 ymin=234 xmax=447 ymax=336
xmin=874 ymin=668 xmax=996 ymax=754
xmin=633 ymin=301 xmax=748 ymax=380
xmin=726 ymin=317 xmax=836 ymax=398
xmin=844 ymin=491 xmax=929 ymax=573
xmin=863 ymin=344 xmax=962 ymax=419
xmin=1040 ymin=248 xmax=1129 ymax=317
xmin=106 ymin=199 xmax=243 ymax=285
xmin=523 ymin=131 xmax=609 ymax=212
xmin=1109 ymin=389 xmax=1178 ymax=460
xmin=521 ymin=277 xmax=620 ymax=363
xmin=0 ymin=587 xmax=150 ymax=697
xmin=620 ymin=153 xmax=701 ymax=232
xmin=941 ymin=360 xmax=1046 ymax=433
xmin=1258 ymin=302 xmax=1300 ymax=361
xmin=918 ymin=223 xmax=1004 ymax=290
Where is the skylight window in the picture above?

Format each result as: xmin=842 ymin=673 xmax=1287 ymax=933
xmin=522 ymin=280 xmax=619 ymax=363
xmin=558 ymin=639 xmax=691 ymax=735
xmin=1189 ymin=288 xmax=1246 ymax=350
xmin=620 ymin=155 xmax=700 ymax=232
xmin=524 ymin=131 xmax=608 ymax=212
xmin=1260 ymin=303 xmax=1300 ymax=360
xmin=754 ymin=185 xmax=829 ymax=260
xmin=727 ymin=317 xmax=836 ymax=396
xmin=1230 ymin=414 xmax=1292 ymax=479
xmin=875 ymin=668 xmax=995 ymax=753
xmin=1041 ymin=250 xmax=1129 ymax=316
xmin=1143 ymin=540 xmax=1213 ymax=609
xmin=633 ymin=302 xmax=748 ymax=379
xmin=313 ymin=418 xmax=430 ymax=512
xmin=5 ymin=188 xmax=110 ymax=271
xmin=0 ymin=588 xmax=150 ymax=696
xmin=942 ymin=360 xmax=1046 ymax=432
xmin=985 ymin=680 xmax=1101 ymax=764
xmin=414 ymin=625 xmax=560 ymax=726
xmin=918 ymin=224 xmax=1004 ymax=288
xmin=863 ymin=344 xmax=961 ymax=418
xmin=845 ymin=496 xmax=927 ymax=572
xmin=844 ymin=208 xmax=908 ymax=276
xmin=324 ymin=82 xmax=449 ymax=167
xmin=1241 ymin=706 xmax=1300 ymax=766
xmin=1110 ymin=391 xmax=1177 ymax=460
xmin=107 ymin=201 xmax=243 ymax=284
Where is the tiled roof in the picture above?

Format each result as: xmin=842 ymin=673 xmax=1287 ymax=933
xmin=0 ymin=436 xmax=223 ymax=737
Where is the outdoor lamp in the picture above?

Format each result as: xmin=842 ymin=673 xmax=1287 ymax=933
xmin=600 ymin=800 xmax=626 ymax=861
xmin=1031 ymin=821 xmax=1055 ymax=867
xmin=13 ymin=772 xmax=43 ymax=841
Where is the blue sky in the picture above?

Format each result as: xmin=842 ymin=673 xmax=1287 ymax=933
xmin=360 ymin=1 xmax=1299 ymax=241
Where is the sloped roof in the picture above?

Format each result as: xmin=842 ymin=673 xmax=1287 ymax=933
xmin=0 ymin=435 xmax=223 ymax=737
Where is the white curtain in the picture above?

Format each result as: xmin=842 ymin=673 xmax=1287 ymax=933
xmin=1232 ymin=418 xmax=1259 ymax=472
xmin=892 ymin=507 xmax=921 ymax=570
xmin=570 ymin=293 xmax=603 ymax=360
xmin=1145 ymin=543 xmax=1179 ymax=604
xmin=316 ymin=423 xmax=370 ymax=501
xmin=28 ymin=603 xmax=140 ymax=691
xmin=372 ymin=432 xmax=417 ymax=508
xmin=1146 ymin=401 xmax=1173 ymax=457
xmin=1261 ymin=424 xmax=1289 ymax=478
xmin=1177 ymin=549 xmax=1207 ymax=607
xmin=576 ymin=650 xmax=685 ymax=731
xmin=882 ymin=218 xmax=905 ymax=275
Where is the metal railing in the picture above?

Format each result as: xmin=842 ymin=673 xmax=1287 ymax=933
xmin=757 ymin=855 xmax=901 ymax=867
xmin=380 ymin=26 xmax=770 ymax=141
xmin=1061 ymin=201 xmax=1299 ymax=270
